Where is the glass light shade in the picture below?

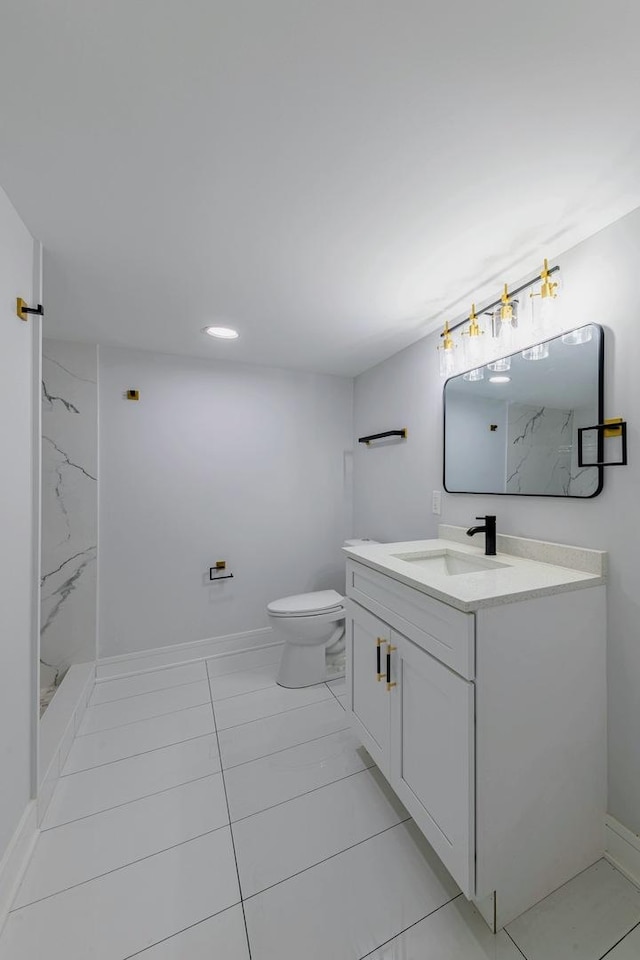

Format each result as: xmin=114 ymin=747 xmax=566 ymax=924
xmin=521 ymin=342 xmax=550 ymax=361
xmin=530 ymin=300 xmax=550 ymax=339
xmin=463 ymin=331 xmax=485 ymax=370
xmin=487 ymin=355 xmax=511 ymax=372
xmin=530 ymin=275 xmax=561 ymax=339
xmin=562 ymin=326 xmax=592 ymax=345
xmin=494 ymin=314 xmax=514 ymax=350
xmin=463 ymin=367 xmax=484 ymax=382
xmin=439 ymin=344 xmax=456 ymax=378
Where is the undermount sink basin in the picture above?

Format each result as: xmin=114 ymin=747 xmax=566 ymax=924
xmin=390 ymin=549 xmax=508 ymax=577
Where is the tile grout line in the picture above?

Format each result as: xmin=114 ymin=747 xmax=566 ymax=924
xmin=205 ymin=649 xmax=283 ymax=679
xmin=76 ymin=699 xmax=212 ymax=739
xmin=229 ymin=759 xmax=376 ymax=825
xmin=120 ymin=906 xmax=245 ymax=960
xmin=61 ymin=699 xmax=349 ymax=779
xmin=60 ymin=730 xmax=217 ymax=777
xmin=206 ymin=660 xmax=254 ymax=960
xmin=356 ymin=893 xmax=464 ymax=959
xmin=324 ymin=680 xmax=346 ymax=710
xmin=216 ymin=690 xmax=336 ymax=733
xmin=504 ymin=928 xmax=529 ymax=959
xmin=89 ymin=674 xmax=210 ymax=707
xmin=9 ymin=824 xmax=231 ymax=913
xmin=95 ymin=645 xmax=284 ymax=687
xmin=41 ymin=770 xmax=221 ymax=832
xmin=90 ymin=656 xmax=286 ymax=712
xmin=211 ymin=680 xmax=278 ymax=704
xmin=598 ymin=918 xmax=640 ymax=960
xmin=240 ymin=815 xmax=413 ymax=903
xmin=221 ymin=723 xmax=351 ymax=772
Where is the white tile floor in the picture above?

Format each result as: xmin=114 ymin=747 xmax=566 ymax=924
xmin=2 ymin=649 xmax=640 ymax=959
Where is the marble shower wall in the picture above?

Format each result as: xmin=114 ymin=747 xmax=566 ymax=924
xmin=41 ymin=340 xmax=97 ymax=684
xmin=505 ymin=402 xmax=600 ymax=496
xmin=506 ymin=403 xmax=574 ymax=496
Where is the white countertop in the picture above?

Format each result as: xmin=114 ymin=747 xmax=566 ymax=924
xmin=343 ymin=537 xmax=606 ymax=612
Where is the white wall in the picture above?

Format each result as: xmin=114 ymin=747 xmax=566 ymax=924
xmin=98 ymin=347 xmax=353 ymax=658
xmin=0 ymin=188 xmax=37 ymax=859
xmin=445 ymin=394 xmax=507 ymax=493
xmin=353 ymin=203 xmax=640 ymax=835
xmin=41 ymin=340 xmax=98 ymax=688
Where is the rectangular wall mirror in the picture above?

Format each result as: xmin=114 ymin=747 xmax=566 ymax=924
xmin=443 ymin=323 xmax=603 ymax=497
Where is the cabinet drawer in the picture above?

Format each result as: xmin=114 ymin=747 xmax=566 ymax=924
xmin=346 ymin=559 xmax=475 ymax=679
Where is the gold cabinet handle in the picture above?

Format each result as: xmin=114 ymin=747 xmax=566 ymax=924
xmin=376 ymin=637 xmax=386 ymax=681
xmin=386 ymin=644 xmax=397 ymax=691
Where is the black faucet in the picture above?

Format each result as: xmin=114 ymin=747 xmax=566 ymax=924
xmin=466 ymin=516 xmax=497 ymax=556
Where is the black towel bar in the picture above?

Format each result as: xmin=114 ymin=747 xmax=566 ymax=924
xmin=358 ymin=428 xmax=408 ymax=446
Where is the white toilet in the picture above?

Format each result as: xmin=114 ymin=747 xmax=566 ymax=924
xmin=268 ymin=539 xmax=375 ymax=688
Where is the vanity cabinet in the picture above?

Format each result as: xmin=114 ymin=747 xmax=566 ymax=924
xmin=345 ymin=555 xmax=607 ymax=930
xmin=346 ymin=601 xmax=475 ymax=896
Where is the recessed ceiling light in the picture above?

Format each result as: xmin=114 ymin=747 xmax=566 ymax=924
xmin=203 ymin=325 xmax=239 ymax=340
xmin=489 ymin=375 xmax=511 ymax=383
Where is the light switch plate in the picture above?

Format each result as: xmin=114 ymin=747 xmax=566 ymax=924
xmin=432 ymin=490 xmax=442 ymax=515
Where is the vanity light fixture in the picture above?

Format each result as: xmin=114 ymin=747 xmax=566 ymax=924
xmin=461 ymin=304 xmax=485 ymax=370
xmin=203 ymin=325 xmax=239 ymax=340
xmin=438 ymin=320 xmax=456 ymax=378
xmin=436 ymin=258 xmax=561 ymax=377
xmin=495 ymin=284 xmax=518 ymax=336
xmin=530 ymin=258 xmax=560 ymax=338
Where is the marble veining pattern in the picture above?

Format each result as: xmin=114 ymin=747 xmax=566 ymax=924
xmin=506 ymin=403 xmax=573 ymax=496
xmin=41 ymin=340 xmax=98 ymax=705
xmin=504 ymin=402 xmax=599 ymax=497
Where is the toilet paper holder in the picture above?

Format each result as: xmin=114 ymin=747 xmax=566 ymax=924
xmin=210 ymin=560 xmax=234 ymax=581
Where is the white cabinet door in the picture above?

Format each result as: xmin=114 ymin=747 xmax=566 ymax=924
xmin=390 ymin=631 xmax=475 ymax=897
xmin=347 ymin=603 xmax=392 ymax=777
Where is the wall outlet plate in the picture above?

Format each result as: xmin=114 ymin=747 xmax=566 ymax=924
xmin=432 ymin=490 xmax=442 ymax=515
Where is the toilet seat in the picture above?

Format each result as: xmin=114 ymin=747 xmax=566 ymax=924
xmin=267 ymin=589 xmax=344 ymax=618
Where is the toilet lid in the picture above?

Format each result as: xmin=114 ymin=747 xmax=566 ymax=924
xmin=268 ymin=590 xmax=344 ymax=616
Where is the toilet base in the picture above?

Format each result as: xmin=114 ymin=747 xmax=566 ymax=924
xmin=277 ymin=643 xmax=344 ymax=688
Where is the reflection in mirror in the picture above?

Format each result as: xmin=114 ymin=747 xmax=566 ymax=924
xmin=444 ymin=324 xmax=603 ymax=497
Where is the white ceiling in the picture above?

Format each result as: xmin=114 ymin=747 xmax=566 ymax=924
xmin=1 ymin=1 xmax=640 ymax=376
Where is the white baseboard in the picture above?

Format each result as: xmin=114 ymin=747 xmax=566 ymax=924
xmin=96 ymin=627 xmax=275 ymax=679
xmin=605 ymin=815 xmax=640 ymax=889
xmin=39 ymin=663 xmax=95 ymax=825
xmin=0 ymin=801 xmax=38 ymax=934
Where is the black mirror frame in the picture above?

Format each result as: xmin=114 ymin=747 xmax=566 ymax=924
xmin=442 ymin=323 xmax=604 ymax=499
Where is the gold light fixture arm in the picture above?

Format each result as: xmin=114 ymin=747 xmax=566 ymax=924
xmin=463 ymin=303 xmax=482 ymax=338
xmin=531 ymin=258 xmax=558 ymax=300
